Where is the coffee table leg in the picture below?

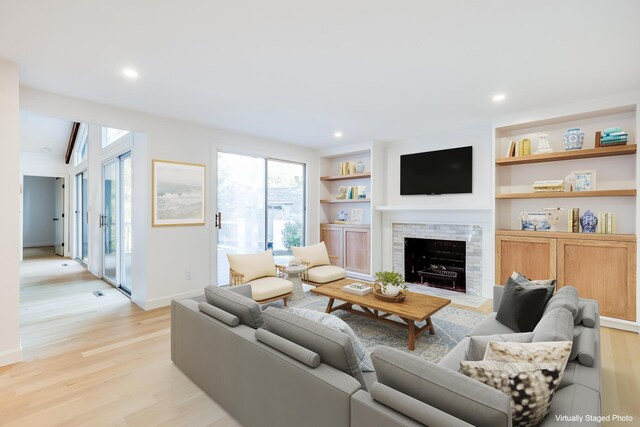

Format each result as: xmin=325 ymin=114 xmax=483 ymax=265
xmin=325 ymin=298 xmax=335 ymax=313
xmin=426 ymin=317 xmax=435 ymax=335
xmin=407 ymin=320 xmax=416 ymax=351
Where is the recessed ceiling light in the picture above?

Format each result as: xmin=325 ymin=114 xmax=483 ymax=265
xmin=40 ymin=147 xmax=51 ymax=153
xmin=122 ymin=68 xmax=139 ymax=79
xmin=334 ymin=132 xmax=343 ymax=138
xmin=492 ymin=93 xmax=506 ymax=102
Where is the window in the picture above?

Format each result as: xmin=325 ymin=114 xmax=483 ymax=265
xmin=73 ymin=124 xmax=88 ymax=165
xmin=102 ymin=127 xmax=131 ymax=148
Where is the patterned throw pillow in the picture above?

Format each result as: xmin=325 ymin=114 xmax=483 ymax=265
xmin=460 ymin=360 xmax=562 ymax=427
xmin=288 ymin=307 xmax=374 ymax=371
xmin=484 ymin=341 xmax=573 ymax=379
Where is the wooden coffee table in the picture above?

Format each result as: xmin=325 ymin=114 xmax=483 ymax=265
xmin=311 ymin=279 xmax=451 ymax=350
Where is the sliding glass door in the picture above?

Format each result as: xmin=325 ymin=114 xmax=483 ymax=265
xmin=216 ymin=153 xmax=305 ymax=285
xmin=75 ymin=171 xmax=88 ymax=264
xmin=102 ymin=152 xmax=132 ymax=293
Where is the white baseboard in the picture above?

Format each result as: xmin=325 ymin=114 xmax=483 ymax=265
xmin=0 ymin=346 xmax=23 ymax=367
xmin=140 ymin=289 xmax=204 ymax=311
xmin=24 ymin=242 xmax=55 ymax=248
xmin=600 ymin=316 xmax=639 ymax=333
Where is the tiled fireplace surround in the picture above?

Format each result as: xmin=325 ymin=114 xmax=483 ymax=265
xmin=392 ymin=223 xmax=483 ymax=296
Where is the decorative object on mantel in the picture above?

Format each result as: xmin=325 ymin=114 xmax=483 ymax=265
xmin=596 ymin=212 xmax=617 ymax=234
xmin=533 ymin=180 xmax=564 ymax=193
xmin=568 ymin=208 xmax=580 ymax=232
xmin=571 ymin=170 xmax=596 ymax=191
xmin=580 ymin=210 xmax=598 ymax=233
xmin=535 ymin=133 xmax=553 ymax=154
xmin=563 ymin=128 xmax=585 ymax=150
xmin=374 ymin=271 xmax=408 ymax=301
xmin=543 ymin=207 xmax=563 ymax=231
xmin=595 ymin=128 xmax=628 ymax=148
xmin=520 ymin=211 xmax=551 ymax=231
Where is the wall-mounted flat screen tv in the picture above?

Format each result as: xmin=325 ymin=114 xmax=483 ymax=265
xmin=400 ymin=146 xmax=472 ymax=195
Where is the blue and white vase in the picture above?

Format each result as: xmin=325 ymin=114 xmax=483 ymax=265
xmin=564 ymin=128 xmax=584 ymax=150
xmin=580 ymin=210 xmax=598 ymax=233
xmin=337 ymin=210 xmax=348 ymax=221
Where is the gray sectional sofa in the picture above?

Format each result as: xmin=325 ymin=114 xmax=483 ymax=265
xmin=171 ymin=284 xmax=601 ymax=427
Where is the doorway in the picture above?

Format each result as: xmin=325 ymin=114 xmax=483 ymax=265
xmin=22 ymin=176 xmax=65 ymax=256
xmin=216 ymin=152 xmax=305 ymax=284
xmin=102 ymin=152 xmax=132 ymax=294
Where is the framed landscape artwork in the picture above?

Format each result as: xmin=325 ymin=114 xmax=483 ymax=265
xmin=152 ymin=160 xmax=206 ymax=226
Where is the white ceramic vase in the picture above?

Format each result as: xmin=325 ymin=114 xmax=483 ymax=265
xmin=382 ymin=285 xmax=401 ymax=297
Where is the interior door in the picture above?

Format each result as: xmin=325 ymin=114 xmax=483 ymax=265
xmin=54 ymin=177 xmax=65 ymax=256
xmin=216 ymin=152 xmax=266 ymax=285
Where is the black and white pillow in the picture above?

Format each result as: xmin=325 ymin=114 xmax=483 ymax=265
xmin=288 ymin=307 xmax=374 ymax=371
xmin=460 ymin=360 xmax=562 ymax=427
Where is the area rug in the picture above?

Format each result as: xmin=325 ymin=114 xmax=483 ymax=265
xmin=269 ymin=292 xmax=485 ymax=362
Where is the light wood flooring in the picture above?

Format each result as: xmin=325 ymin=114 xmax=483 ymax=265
xmin=1 ymin=247 xmax=639 ymax=426
xmin=0 ymin=247 xmax=240 ymax=427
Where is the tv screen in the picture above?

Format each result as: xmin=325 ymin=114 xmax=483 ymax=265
xmin=400 ymin=146 xmax=472 ymax=195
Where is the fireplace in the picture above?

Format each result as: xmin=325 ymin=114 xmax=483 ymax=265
xmin=404 ymin=237 xmax=466 ymax=293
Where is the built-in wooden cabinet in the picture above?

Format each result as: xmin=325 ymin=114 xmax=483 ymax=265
xmin=557 ymin=238 xmax=636 ymax=321
xmin=496 ymin=230 xmax=637 ymax=321
xmin=495 ymin=235 xmax=556 ymax=284
xmin=320 ymin=223 xmax=370 ymax=275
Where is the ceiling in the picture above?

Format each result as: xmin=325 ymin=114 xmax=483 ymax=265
xmin=20 ymin=111 xmax=73 ymax=155
xmin=1 ymin=1 xmax=639 ymax=148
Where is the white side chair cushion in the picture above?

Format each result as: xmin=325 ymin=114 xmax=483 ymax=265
xmin=307 ymin=265 xmax=346 ymax=284
xmin=291 ymin=242 xmax=331 ymax=268
xmin=249 ymin=277 xmax=293 ymax=301
xmin=227 ymin=250 xmax=276 ymax=283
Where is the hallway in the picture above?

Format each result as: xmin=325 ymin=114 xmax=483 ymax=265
xmin=0 ymin=247 xmax=239 ymax=426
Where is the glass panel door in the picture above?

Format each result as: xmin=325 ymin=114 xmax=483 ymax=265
xmin=103 ymin=159 xmax=118 ymax=284
xmin=120 ymin=153 xmax=133 ymax=292
xmin=267 ymin=159 xmax=305 ymax=257
xmin=216 ymin=152 xmax=266 ymax=285
xmin=76 ymin=171 xmax=89 ymax=264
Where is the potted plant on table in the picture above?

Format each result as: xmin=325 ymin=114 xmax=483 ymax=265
xmin=374 ymin=271 xmax=408 ymax=297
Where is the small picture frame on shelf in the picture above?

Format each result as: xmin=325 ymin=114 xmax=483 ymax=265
xmin=351 ymin=208 xmax=363 ymax=224
xmin=520 ymin=211 xmax=552 ymax=231
xmin=571 ymin=170 xmax=596 ymax=192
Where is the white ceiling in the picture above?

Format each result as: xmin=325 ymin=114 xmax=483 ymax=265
xmin=1 ymin=1 xmax=639 ymax=148
xmin=20 ymin=112 xmax=73 ymax=154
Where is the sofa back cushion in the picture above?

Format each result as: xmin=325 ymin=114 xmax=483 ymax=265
xmin=544 ymin=286 xmax=579 ymax=319
xmin=532 ymin=307 xmax=573 ymax=342
xmin=495 ymin=281 xmax=548 ymax=332
xmin=465 ymin=332 xmax=534 ymax=361
xmin=372 ymin=346 xmax=511 ymax=427
xmin=227 ymin=250 xmax=276 ymax=282
xmin=262 ymin=306 xmax=367 ymax=389
xmin=204 ymin=285 xmax=264 ymax=329
xmin=291 ymin=242 xmax=331 ymax=268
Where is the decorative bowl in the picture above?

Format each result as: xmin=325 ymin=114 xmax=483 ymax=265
xmin=373 ymin=288 xmax=406 ymax=303
xmin=563 ymin=128 xmax=584 ymax=150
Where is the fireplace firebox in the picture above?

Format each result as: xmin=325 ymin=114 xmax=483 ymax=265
xmin=404 ymin=237 xmax=466 ymax=293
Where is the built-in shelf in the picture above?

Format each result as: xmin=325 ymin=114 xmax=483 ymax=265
xmin=496 ymin=229 xmax=637 ymax=242
xmin=320 ymin=223 xmax=370 ymax=228
xmin=320 ymin=198 xmax=371 ymax=204
xmin=495 ymin=144 xmax=636 ymax=166
xmin=495 ymin=189 xmax=637 ymax=199
xmin=376 ymin=206 xmax=492 ymax=212
xmin=320 ymin=172 xmax=371 ymax=181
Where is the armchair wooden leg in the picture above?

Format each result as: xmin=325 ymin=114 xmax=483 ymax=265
xmin=283 ymin=298 xmax=288 ymax=307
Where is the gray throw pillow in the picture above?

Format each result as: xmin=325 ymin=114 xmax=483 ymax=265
xmin=569 ymin=328 xmax=595 ymax=367
xmin=288 ymin=307 xmax=374 ymax=372
xmin=204 ymin=285 xmax=263 ymax=329
xmin=465 ymin=332 xmax=534 ymax=361
xmin=544 ymin=286 xmax=579 ymax=319
xmin=495 ymin=281 xmax=548 ymax=332
xmin=372 ymin=347 xmax=511 ymax=427
xmin=508 ymin=272 xmax=556 ymax=305
xmin=575 ymin=300 xmax=597 ymax=328
xmin=262 ymin=306 xmax=367 ymax=389
xmin=532 ymin=307 xmax=573 ymax=342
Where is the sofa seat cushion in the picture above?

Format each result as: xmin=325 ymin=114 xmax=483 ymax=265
xmin=227 ymin=250 xmax=276 ymax=282
xmin=249 ymin=277 xmax=293 ymax=301
xmin=542 ymin=384 xmax=600 ymax=426
xmin=291 ymin=242 xmax=331 ymax=267
xmin=467 ymin=313 xmax=516 ymax=337
xmin=466 ymin=332 xmax=535 ymax=361
xmin=307 ymin=265 xmax=346 ymax=284
xmin=559 ymin=361 xmax=600 ymax=392
xmin=439 ymin=337 xmax=470 ymax=371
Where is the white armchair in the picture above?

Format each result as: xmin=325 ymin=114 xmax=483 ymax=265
xmin=291 ymin=242 xmax=346 ymax=285
xmin=227 ymin=250 xmax=293 ymax=305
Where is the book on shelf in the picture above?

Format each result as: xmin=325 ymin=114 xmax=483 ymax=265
xmin=568 ymin=208 xmax=580 ymax=232
xmin=342 ymin=282 xmax=373 ymax=296
xmin=533 ymin=180 xmax=564 ymax=192
xmin=596 ymin=212 xmax=617 ymax=234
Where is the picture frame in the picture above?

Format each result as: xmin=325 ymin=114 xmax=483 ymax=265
xmin=520 ymin=211 xmax=551 ymax=231
xmin=571 ymin=170 xmax=596 ymax=192
xmin=351 ymin=208 xmax=363 ymax=224
xmin=152 ymin=160 xmax=206 ymax=227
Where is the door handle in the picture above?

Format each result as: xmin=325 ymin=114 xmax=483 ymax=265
xmin=52 ymin=218 xmax=60 ymax=221
xmin=215 ymin=212 xmax=222 ymax=230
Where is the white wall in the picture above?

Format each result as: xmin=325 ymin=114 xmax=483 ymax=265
xmin=20 ymin=87 xmax=319 ymax=310
xmin=0 ymin=59 xmax=22 ymax=367
xmin=23 ymin=176 xmax=57 ymax=247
